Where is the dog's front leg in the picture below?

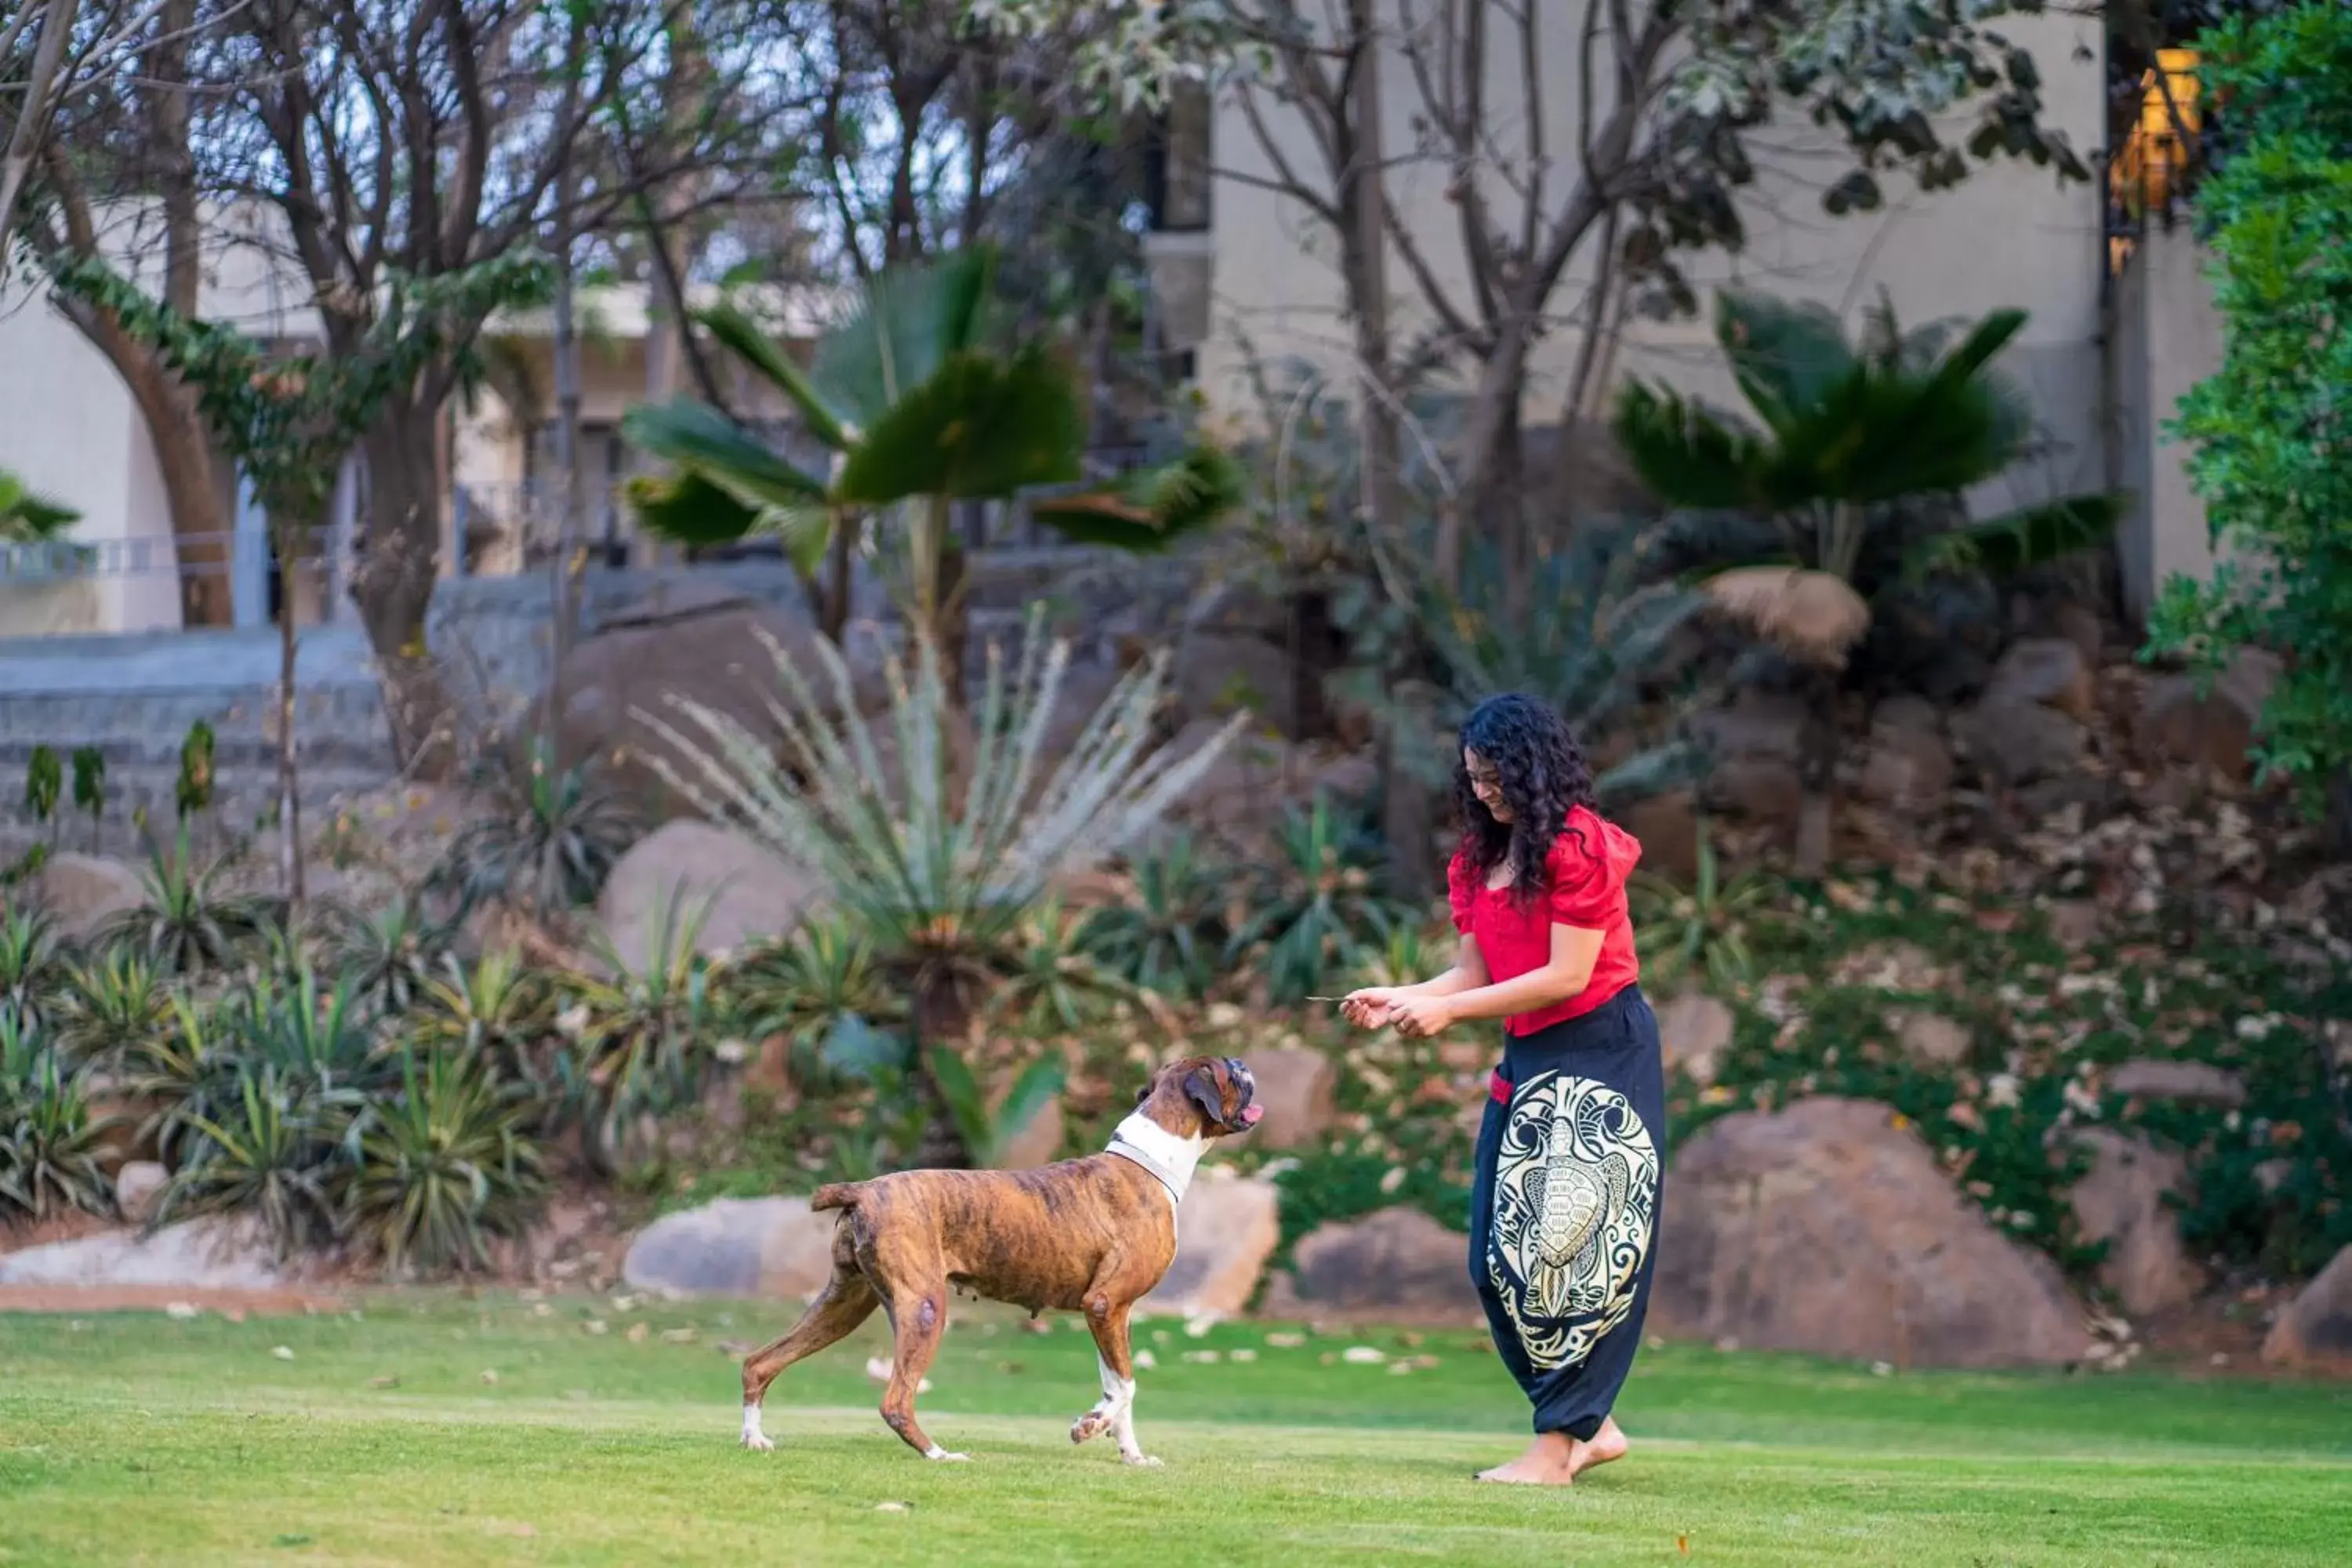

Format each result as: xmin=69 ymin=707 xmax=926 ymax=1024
xmin=1071 ymin=1290 xmax=1158 ymax=1467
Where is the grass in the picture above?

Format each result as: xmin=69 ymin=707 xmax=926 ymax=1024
xmin=2 ymin=1295 xmax=2349 ymax=1566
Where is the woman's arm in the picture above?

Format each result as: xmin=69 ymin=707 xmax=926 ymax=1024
xmin=1341 ymin=936 xmax=1488 ymax=1025
xmin=1391 ymin=924 xmax=1603 ymax=1036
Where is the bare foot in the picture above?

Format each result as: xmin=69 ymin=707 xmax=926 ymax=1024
xmin=1567 ymin=1417 xmax=1629 ymax=1479
xmin=1474 ymin=1431 xmax=1576 ymax=1486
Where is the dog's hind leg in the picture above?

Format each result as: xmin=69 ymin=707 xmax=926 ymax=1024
xmin=739 ymin=1236 xmax=880 ymax=1451
xmin=1071 ymin=1287 xmax=1156 ymax=1467
xmin=878 ymin=1285 xmax=963 ymax=1461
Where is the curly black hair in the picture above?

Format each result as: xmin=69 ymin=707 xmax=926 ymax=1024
xmin=1454 ymin=694 xmax=1599 ymax=906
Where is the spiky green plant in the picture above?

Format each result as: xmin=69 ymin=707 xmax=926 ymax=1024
xmin=154 ymin=1062 xmax=350 ymax=1257
xmin=52 ymin=951 xmax=172 ymax=1070
xmin=1632 ymin=818 xmax=1772 ymax=995
xmin=644 ymin=605 xmax=1242 ymax=1167
xmin=0 ymin=903 xmax=70 ymax=1034
xmin=337 ymin=1047 xmax=546 ymax=1275
xmin=1076 ymin=833 xmax=1233 ymax=1000
xmin=314 ymin=895 xmax=453 ymax=1018
xmin=413 ymin=949 xmax=561 ymax=1099
xmin=96 ymin=824 xmax=278 ymax=975
xmin=559 ymin=887 xmax=720 ymax=1171
xmin=1227 ymin=797 xmax=1412 ymax=1000
xmin=427 ymin=740 xmax=641 ymax=916
xmin=0 ymin=1027 xmax=119 ymax=1224
xmin=991 ymin=895 xmax=1133 ymax=1033
xmin=722 ymin=917 xmax=900 ymax=1095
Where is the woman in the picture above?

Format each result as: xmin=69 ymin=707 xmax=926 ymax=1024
xmin=1343 ymin=693 xmax=1662 ymax=1487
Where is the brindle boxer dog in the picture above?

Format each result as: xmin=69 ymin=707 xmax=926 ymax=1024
xmin=737 ymin=1054 xmax=1261 ymax=1465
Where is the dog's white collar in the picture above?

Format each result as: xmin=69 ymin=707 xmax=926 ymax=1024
xmin=1105 ymin=1113 xmax=1205 ymax=1204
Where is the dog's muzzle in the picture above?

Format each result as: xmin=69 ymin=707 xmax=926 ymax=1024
xmin=1225 ymin=1057 xmax=1264 ymax=1130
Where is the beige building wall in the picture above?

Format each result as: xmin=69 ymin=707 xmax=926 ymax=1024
xmin=1194 ymin=9 xmax=2111 ymax=514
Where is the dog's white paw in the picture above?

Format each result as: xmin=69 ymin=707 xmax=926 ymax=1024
xmin=923 ymin=1446 xmax=971 ymax=1463
xmin=1121 ymin=1453 xmax=1163 ymax=1468
xmin=1071 ymin=1410 xmax=1110 ymax=1445
xmin=741 ymin=1431 xmax=775 ymax=1453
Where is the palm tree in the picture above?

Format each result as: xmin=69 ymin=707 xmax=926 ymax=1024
xmin=0 ymin=470 xmax=79 ymax=546
xmin=1613 ymin=289 xmax=2122 ymax=872
xmin=621 ymin=245 xmax=1243 ymax=700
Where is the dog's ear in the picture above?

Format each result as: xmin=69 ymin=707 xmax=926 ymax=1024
xmin=1181 ymin=1066 xmax=1224 ymax=1129
xmin=1134 ymin=1080 xmax=1153 ymax=1108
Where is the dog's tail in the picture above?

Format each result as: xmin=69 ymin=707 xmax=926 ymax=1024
xmin=809 ymin=1182 xmax=864 ymax=1213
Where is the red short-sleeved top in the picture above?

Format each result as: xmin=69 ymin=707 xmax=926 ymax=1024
xmin=1446 ymin=805 xmax=1643 ymax=1036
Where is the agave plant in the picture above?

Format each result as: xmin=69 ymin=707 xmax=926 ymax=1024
xmin=0 ymin=903 xmax=71 ymax=1033
xmin=154 ymin=1062 xmax=350 ymax=1257
xmin=647 ymin=604 xmax=1242 ymax=1167
xmin=989 ymin=896 xmax=1134 ymax=1033
xmin=1076 ymin=833 xmax=1233 ymax=1000
xmin=558 ymin=886 xmax=720 ymax=1171
xmin=313 ymin=895 xmax=454 ymax=1018
xmin=96 ymin=824 xmax=278 ymax=974
xmin=622 ymin=245 xmax=1243 ymax=688
xmin=1227 ymin=797 xmax=1412 ymax=1000
xmin=52 ymin=951 xmax=172 ymax=1070
xmin=338 ymin=1047 xmax=546 ymax=1275
xmin=426 ymin=739 xmax=641 ymax=917
xmin=412 ymin=949 xmax=561 ymax=1098
xmin=0 ymin=1032 xmax=119 ymax=1224
xmin=722 ymin=916 xmax=900 ymax=1094
xmin=1613 ymin=289 xmax=2123 ymax=869
xmin=1631 ymin=818 xmax=1773 ymax=996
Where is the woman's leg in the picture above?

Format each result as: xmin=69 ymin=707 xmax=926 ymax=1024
xmin=1467 ymin=1070 xmax=1578 ymax=1483
xmin=1476 ymin=995 xmax=1666 ymax=1480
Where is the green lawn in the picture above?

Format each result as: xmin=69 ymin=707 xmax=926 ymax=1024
xmin=2 ymin=1294 xmax=2347 ymax=1566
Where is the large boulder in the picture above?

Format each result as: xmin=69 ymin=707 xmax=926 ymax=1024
xmin=31 ymin=853 xmax=145 ymax=941
xmin=1854 ymin=698 xmax=1955 ymax=813
xmin=1260 ymin=1206 xmax=1481 ymax=1324
xmin=621 ymin=1196 xmax=841 ymax=1300
xmin=1692 ymin=692 xmax=1808 ymax=834
xmin=1653 ymin=1097 xmax=2093 ymax=1367
xmin=547 ymin=582 xmax=885 ymax=816
xmin=2136 ymin=648 xmax=2280 ymax=786
xmin=2067 ymin=1130 xmax=2205 ymax=1317
xmin=1987 ymin=637 xmax=2095 ymax=720
xmin=2263 ymin=1244 xmax=2352 ymax=1370
xmin=0 ymin=1218 xmax=296 ymax=1290
xmin=596 ymin=820 xmax=824 ymax=969
xmin=1952 ymin=699 xmax=2087 ymax=788
xmin=1138 ymin=1176 xmax=1281 ymax=1319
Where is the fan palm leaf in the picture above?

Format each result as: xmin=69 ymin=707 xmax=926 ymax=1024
xmin=1028 ymin=446 xmax=1250 ymax=554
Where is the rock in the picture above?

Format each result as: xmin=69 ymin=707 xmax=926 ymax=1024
xmin=996 ymin=1094 xmax=1065 ymax=1171
xmin=1620 ymin=790 xmax=1701 ymax=884
xmin=1951 ymin=699 xmax=2086 ymax=788
xmin=596 ymin=821 xmax=824 ymax=970
xmin=0 ymin=1218 xmax=295 ymax=1290
xmin=1701 ymin=757 xmax=1806 ymax=833
xmin=1173 ymin=631 xmax=1297 ymax=738
xmin=2046 ymin=900 xmax=2105 ymax=952
xmin=1241 ymin=1048 xmax=1338 ymax=1151
xmin=114 ymin=1162 xmax=169 ymax=1227
xmin=1137 ymin=1177 xmax=1281 ymax=1318
xmin=1261 ymin=1206 xmax=1480 ymax=1324
xmin=30 ymin=854 xmax=145 ymax=941
xmin=1656 ymin=992 xmax=1736 ymax=1085
xmin=2067 ymin=1130 xmax=2205 ymax=1317
xmin=1854 ymin=705 xmax=1954 ymax=812
xmin=620 ymin=1196 xmax=840 ymax=1300
xmin=1896 ymin=1012 xmax=1973 ymax=1069
xmin=1162 ymin=723 xmax=1313 ymax=856
xmin=548 ymin=586 xmax=884 ymax=816
xmin=1693 ymin=693 xmax=1810 ymax=832
xmin=1987 ymin=637 xmax=2095 ymax=720
xmin=1651 ymin=1097 xmax=2092 ymax=1367
xmin=2136 ymin=648 xmax=2281 ymax=786
xmin=2263 ymin=1243 xmax=2352 ymax=1370
xmin=2107 ymin=1059 xmax=2247 ymax=1109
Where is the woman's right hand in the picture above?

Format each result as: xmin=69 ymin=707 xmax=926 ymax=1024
xmin=1341 ymin=987 xmax=1400 ymax=1028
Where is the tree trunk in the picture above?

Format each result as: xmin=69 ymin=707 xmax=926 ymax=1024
xmin=909 ymin=963 xmax=979 ymax=1170
xmin=356 ymin=397 xmax=458 ymax=778
xmin=545 ymin=201 xmax=587 ymax=742
xmin=1794 ymin=668 xmax=1840 ymax=876
xmin=271 ymin=517 xmax=306 ymax=909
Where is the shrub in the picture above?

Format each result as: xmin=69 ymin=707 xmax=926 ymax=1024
xmin=2146 ymin=2 xmax=2352 ymax=829
xmin=426 ymin=739 xmax=641 ymax=916
xmin=339 ymin=1047 xmax=546 ymax=1274
xmin=52 ymin=952 xmax=172 ymax=1070
xmin=314 ymin=895 xmax=453 ymax=1018
xmin=1076 ymin=833 xmax=1232 ymax=1001
xmin=96 ymin=825 xmax=278 ymax=975
xmin=1227 ymin=797 xmax=1414 ymax=999
xmin=0 ymin=1017 xmax=119 ymax=1224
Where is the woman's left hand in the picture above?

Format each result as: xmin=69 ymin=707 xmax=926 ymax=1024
xmin=1387 ymin=994 xmax=1457 ymax=1038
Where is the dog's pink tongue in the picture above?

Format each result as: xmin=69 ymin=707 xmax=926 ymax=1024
xmin=1241 ymin=1104 xmax=1264 ymax=1125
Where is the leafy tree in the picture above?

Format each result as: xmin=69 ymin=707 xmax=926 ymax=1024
xmin=621 ymin=243 xmax=1244 ymax=699
xmin=2147 ymin=1 xmax=2352 ymax=837
xmin=1615 ymin=289 xmax=2120 ymax=870
xmin=47 ymin=251 xmax=554 ymax=905
xmin=0 ymin=468 xmax=76 ymax=543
